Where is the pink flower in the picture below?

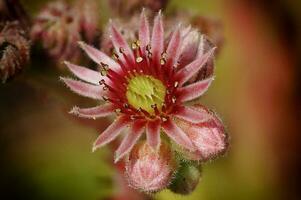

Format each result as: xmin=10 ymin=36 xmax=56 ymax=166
xmin=61 ymin=10 xmax=223 ymax=163
xmin=125 ymin=141 xmax=175 ymax=192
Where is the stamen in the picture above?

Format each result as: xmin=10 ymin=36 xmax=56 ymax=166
xmin=147 ymin=52 xmax=152 ymax=58
xmin=119 ymin=47 xmax=125 ymax=54
xmin=115 ymin=108 xmax=122 ymax=114
xmin=160 ymin=58 xmax=166 ymax=65
xmin=160 ymin=116 xmax=168 ymax=122
xmin=136 ymin=56 xmax=143 ymax=63
xmin=174 ymin=81 xmax=179 ymax=88
xmin=112 ymin=50 xmax=119 ymax=60
xmin=99 ymin=79 xmax=106 ymax=85
xmin=146 ymin=44 xmax=151 ymax=52
xmin=102 ymin=96 xmax=109 ymax=102
xmin=171 ymin=96 xmax=177 ymax=103
xmin=131 ymin=42 xmax=138 ymax=50
xmin=136 ymin=40 xmax=141 ymax=47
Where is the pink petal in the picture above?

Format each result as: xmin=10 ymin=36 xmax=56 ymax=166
xmin=139 ymin=9 xmax=150 ymax=51
xmin=78 ymin=41 xmax=121 ymax=72
xmin=69 ymin=104 xmax=115 ymax=119
xmin=151 ymin=11 xmax=164 ymax=61
xmin=172 ymin=106 xmax=211 ymax=124
xmin=176 ymin=47 xmax=216 ymax=85
xmin=146 ymin=119 xmax=161 ymax=150
xmin=161 ymin=119 xmax=195 ymax=151
xmin=64 ymin=61 xmax=106 ymax=85
xmin=114 ymin=120 xmax=146 ymax=163
xmin=166 ymin=27 xmax=182 ymax=68
xmin=110 ymin=21 xmax=135 ymax=63
xmin=177 ymin=77 xmax=214 ymax=102
xmin=61 ymin=77 xmax=105 ymax=99
xmin=179 ymin=29 xmax=200 ymax=67
xmin=93 ymin=115 xmax=131 ymax=152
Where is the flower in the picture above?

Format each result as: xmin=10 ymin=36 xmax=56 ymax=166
xmin=31 ymin=0 xmax=99 ymax=63
xmin=61 ymin=10 xmax=221 ymax=163
xmin=0 ymin=21 xmax=30 ymax=83
xmin=125 ymin=141 xmax=175 ymax=192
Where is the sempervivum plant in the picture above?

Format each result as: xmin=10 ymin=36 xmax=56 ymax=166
xmin=61 ymin=10 xmax=228 ymax=193
xmin=31 ymin=0 xmax=99 ymax=64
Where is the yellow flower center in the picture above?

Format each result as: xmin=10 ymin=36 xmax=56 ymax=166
xmin=126 ymin=75 xmax=166 ymax=114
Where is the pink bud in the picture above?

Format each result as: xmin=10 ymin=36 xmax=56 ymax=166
xmin=175 ymin=104 xmax=228 ymax=161
xmin=125 ymin=141 xmax=176 ymax=192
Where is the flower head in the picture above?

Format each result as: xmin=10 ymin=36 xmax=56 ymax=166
xmin=125 ymin=141 xmax=175 ymax=192
xmin=61 ymin=10 xmax=222 ymax=163
xmin=31 ymin=0 xmax=99 ymax=63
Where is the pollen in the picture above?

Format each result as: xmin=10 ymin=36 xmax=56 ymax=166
xmin=126 ymin=75 xmax=166 ymax=114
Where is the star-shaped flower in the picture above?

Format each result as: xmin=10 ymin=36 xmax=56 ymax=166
xmin=61 ymin=10 xmax=227 ymax=164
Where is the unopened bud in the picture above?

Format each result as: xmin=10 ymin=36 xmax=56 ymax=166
xmin=169 ymin=162 xmax=201 ymax=195
xmin=175 ymin=104 xmax=228 ymax=161
xmin=125 ymin=141 xmax=176 ymax=192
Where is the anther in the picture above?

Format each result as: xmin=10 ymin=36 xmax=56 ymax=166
xmin=130 ymin=115 xmax=136 ymax=120
xmin=119 ymin=47 xmax=125 ymax=54
xmin=115 ymin=108 xmax=122 ymax=114
xmin=123 ymin=103 xmax=129 ymax=108
xmin=131 ymin=42 xmax=138 ymax=50
xmin=160 ymin=58 xmax=166 ymax=65
xmin=100 ymin=69 xmax=108 ymax=76
xmin=112 ymin=52 xmax=119 ymax=60
xmin=161 ymin=52 xmax=167 ymax=59
xmin=174 ymin=81 xmax=179 ymax=88
xmin=103 ymin=86 xmax=108 ymax=91
xmin=99 ymin=79 xmax=105 ymax=85
xmin=146 ymin=44 xmax=151 ymax=51
xmin=136 ymin=40 xmax=141 ymax=47
xmin=171 ymin=96 xmax=177 ymax=103
xmin=161 ymin=116 xmax=168 ymax=122
xmin=136 ymin=56 xmax=143 ymax=63
xmin=151 ymin=104 xmax=157 ymax=109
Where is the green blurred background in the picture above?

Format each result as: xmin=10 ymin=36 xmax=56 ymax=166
xmin=1 ymin=0 xmax=300 ymax=199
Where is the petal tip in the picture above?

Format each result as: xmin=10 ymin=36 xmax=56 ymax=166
xmin=69 ymin=106 xmax=79 ymax=115
xmin=92 ymin=145 xmax=98 ymax=153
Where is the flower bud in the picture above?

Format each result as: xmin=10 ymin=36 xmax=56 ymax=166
xmin=0 ymin=21 xmax=30 ymax=83
xmin=125 ymin=141 xmax=176 ymax=192
xmin=169 ymin=162 xmax=201 ymax=195
xmin=175 ymin=104 xmax=228 ymax=161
